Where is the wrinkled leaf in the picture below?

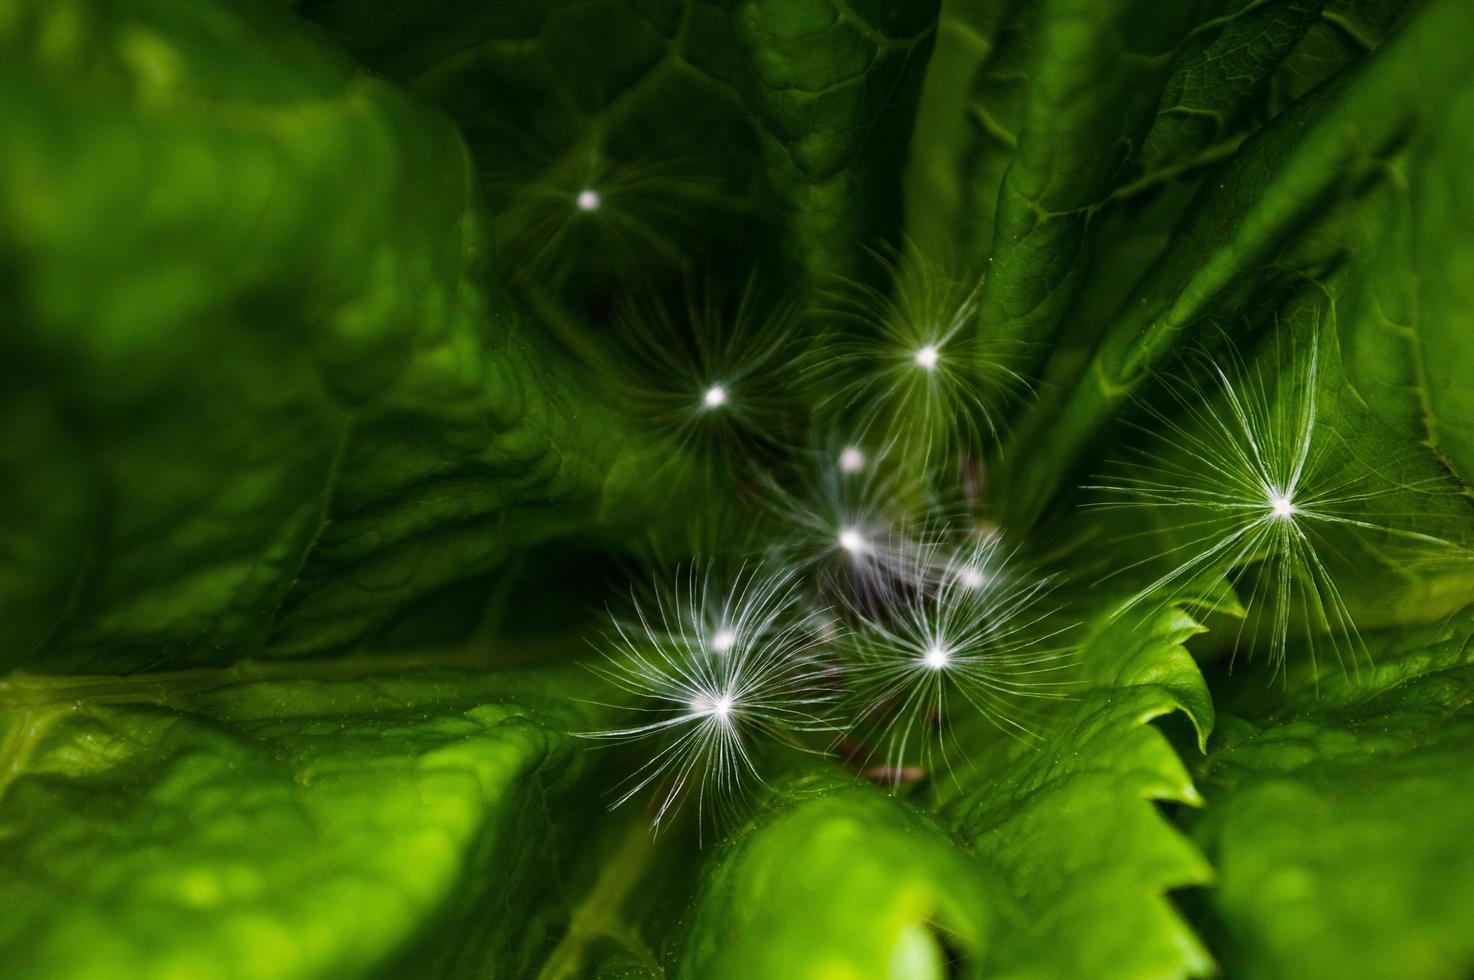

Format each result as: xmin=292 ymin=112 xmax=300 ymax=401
xmin=669 ymin=591 xmax=1217 ymax=979
xmin=676 ymin=768 xmax=997 ymax=979
xmin=4 ymin=0 xmax=1474 ymax=976
xmin=0 ymin=0 xmax=673 ymax=673
xmin=1187 ymin=603 xmax=1474 ymax=979
xmin=937 ymin=601 xmax=1217 ymax=979
xmin=0 ymin=663 xmax=606 ymax=979
xmin=1000 ymin=0 xmax=1474 ymax=524
xmin=909 ymin=0 xmax=1333 ymax=380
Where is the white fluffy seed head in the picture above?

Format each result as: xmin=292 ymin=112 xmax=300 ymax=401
xmin=958 ymin=567 xmax=987 ymax=589
xmin=753 ymin=447 xmax=926 ymax=593
xmin=1078 ymin=332 xmax=1453 ymax=674
xmin=805 ymin=242 xmax=1015 ymax=471
xmin=583 ymin=563 xmax=838 ymax=830
xmin=839 ymin=446 xmax=865 ymax=473
xmin=690 ymin=691 xmax=735 ymax=720
xmin=576 ymin=188 xmax=601 ymax=212
xmin=840 ymin=528 xmax=1077 ymax=790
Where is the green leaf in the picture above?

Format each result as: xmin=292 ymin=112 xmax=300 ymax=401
xmin=675 ymin=768 xmax=998 ymax=979
xmin=999 ymin=0 xmax=1474 ymax=524
xmin=1271 ymin=0 xmax=1407 ymax=105
xmin=0 ymin=662 xmax=606 ymax=979
xmin=730 ymin=0 xmax=940 ymax=282
xmin=1185 ymin=603 xmax=1474 ymax=979
xmin=0 ymin=0 xmax=670 ymax=674
xmin=908 ymin=0 xmax=1330 ymax=376
xmin=937 ymin=601 xmax=1217 ymax=979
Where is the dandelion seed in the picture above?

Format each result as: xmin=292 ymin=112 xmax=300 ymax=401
xmin=842 ymin=530 xmax=1076 ymax=790
xmin=486 ymin=144 xmax=737 ymax=290
xmin=582 ymin=564 xmax=836 ymax=830
xmin=1086 ymin=329 xmax=1463 ymax=676
xmin=616 ymin=280 xmax=801 ymax=481
xmin=806 ymin=241 xmax=1030 ymax=467
xmin=759 ymin=445 xmax=930 ymax=591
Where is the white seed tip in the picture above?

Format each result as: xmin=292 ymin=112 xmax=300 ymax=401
xmin=576 ymin=189 xmax=600 ymax=212
xmin=838 ymin=527 xmax=867 ymax=555
xmin=914 ymin=344 xmax=940 ymax=371
xmin=1270 ymin=494 xmax=1295 ymax=518
xmin=922 ymin=646 xmax=950 ymax=670
xmin=839 ymin=447 xmax=865 ymax=473
xmin=711 ymin=630 xmax=736 ymax=653
xmin=959 ymin=567 xmax=987 ymax=589
xmin=702 ymin=384 xmax=727 ymax=409
xmin=692 ymin=692 xmax=735 ymax=719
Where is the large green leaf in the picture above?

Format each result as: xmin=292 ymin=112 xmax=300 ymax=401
xmin=0 ymin=0 xmax=673 ymax=674
xmin=906 ymin=0 xmax=1341 ymax=382
xmin=675 ymin=769 xmax=998 ymax=979
xmin=935 ymin=601 xmax=1217 ymax=979
xmin=999 ymin=0 xmax=1474 ymax=526
xmin=0 ymin=662 xmax=606 ymax=979
xmin=1185 ymin=603 xmax=1474 ymax=979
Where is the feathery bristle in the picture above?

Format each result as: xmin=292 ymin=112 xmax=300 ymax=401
xmin=839 ymin=527 xmax=1076 ymax=790
xmin=581 ymin=563 xmax=837 ymax=830
xmin=1086 ymin=330 xmax=1463 ymax=677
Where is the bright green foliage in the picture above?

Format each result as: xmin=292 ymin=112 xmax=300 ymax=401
xmin=0 ymin=0 xmax=677 ymax=673
xmin=909 ymin=0 xmax=1330 ymax=385
xmin=936 ymin=602 xmax=1218 ymax=979
xmin=0 ymin=664 xmax=607 ymax=979
xmin=998 ymin=0 xmax=1474 ymax=524
xmin=1189 ymin=605 xmax=1474 ymax=979
xmin=677 ymin=770 xmax=996 ymax=979
xmin=667 ymin=594 xmax=1218 ymax=978
xmin=4 ymin=0 xmax=1474 ymax=976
